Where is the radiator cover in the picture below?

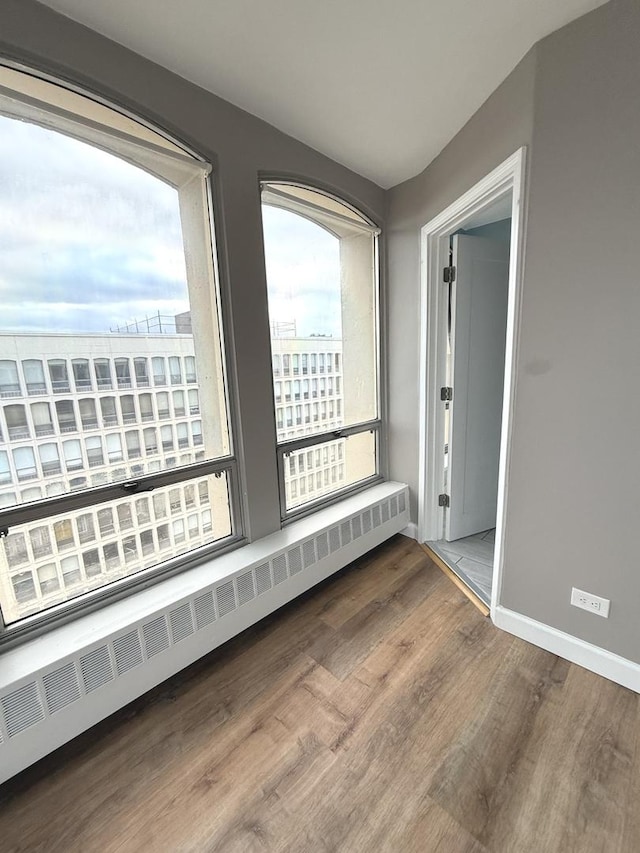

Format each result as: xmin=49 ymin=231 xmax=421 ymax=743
xmin=0 ymin=482 xmax=409 ymax=783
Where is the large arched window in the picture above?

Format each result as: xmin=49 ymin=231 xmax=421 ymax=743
xmin=261 ymin=183 xmax=380 ymax=515
xmin=0 ymin=66 xmax=237 ymax=630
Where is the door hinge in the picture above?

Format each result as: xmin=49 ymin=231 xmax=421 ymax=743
xmin=438 ymin=494 xmax=450 ymax=507
xmin=443 ymin=265 xmax=456 ymax=283
xmin=440 ymin=386 xmax=453 ymax=402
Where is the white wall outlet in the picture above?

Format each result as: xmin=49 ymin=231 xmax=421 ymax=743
xmin=571 ymin=587 xmax=610 ymax=618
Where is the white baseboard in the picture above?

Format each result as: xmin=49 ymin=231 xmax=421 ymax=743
xmin=493 ymin=605 xmax=640 ymax=694
xmin=400 ymin=522 xmax=418 ymax=540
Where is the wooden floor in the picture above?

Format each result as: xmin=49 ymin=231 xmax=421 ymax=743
xmin=1 ymin=535 xmax=639 ymax=853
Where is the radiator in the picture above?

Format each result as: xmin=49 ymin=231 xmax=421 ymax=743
xmin=0 ymin=482 xmax=409 ymax=783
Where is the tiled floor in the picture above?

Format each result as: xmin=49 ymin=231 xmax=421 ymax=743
xmin=428 ymin=528 xmax=495 ymax=605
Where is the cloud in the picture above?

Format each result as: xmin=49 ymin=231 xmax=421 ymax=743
xmin=0 ymin=114 xmax=342 ymax=340
xmin=0 ymin=115 xmax=188 ymax=333
xmin=261 ymin=206 xmax=341 ymax=338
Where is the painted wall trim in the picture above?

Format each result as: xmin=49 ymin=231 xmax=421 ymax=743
xmin=417 ymin=147 xmax=528 ymax=626
xmin=400 ymin=522 xmax=418 ymax=540
xmin=494 ymin=605 xmax=640 ymax=694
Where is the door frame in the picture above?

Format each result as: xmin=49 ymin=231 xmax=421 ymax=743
xmin=417 ymin=148 xmax=527 ymax=618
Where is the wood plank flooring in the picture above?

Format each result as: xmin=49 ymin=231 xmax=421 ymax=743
xmin=0 ymin=534 xmax=638 ymax=853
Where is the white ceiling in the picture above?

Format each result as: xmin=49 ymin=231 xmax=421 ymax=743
xmin=38 ymin=0 xmax=607 ymax=189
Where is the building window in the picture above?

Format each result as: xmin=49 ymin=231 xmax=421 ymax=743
xmin=76 ymin=513 xmax=96 ymax=545
xmin=0 ymin=360 xmax=21 ymax=398
xmin=115 ymin=358 xmax=132 ymax=389
xmin=38 ymin=564 xmax=60 ymax=596
xmin=0 ymin=67 xmax=238 ymax=632
xmin=94 ymin=359 xmax=112 ymax=390
xmin=79 ymin=398 xmax=98 ymax=430
xmin=152 ymin=357 xmax=167 ymax=386
xmin=61 ymin=556 xmax=82 ymax=587
xmin=55 ymin=400 xmax=77 ymax=433
xmin=173 ymin=390 xmax=186 ymax=417
xmin=72 ymin=360 xmax=92 ymax=392
xmin=24 ymin=360 xmax=47 ymax=396
xmin=12 ymin=571 xmax=36 ymax=604
xmin=103 ymin=543 xmax=120 ymax=570
xmin=83 ymin=548 xmax=102 ymax=577
xmin=48 ymin=360 xmax=70 ymax=394
xmin=98 ymin=508 xmax=115 ymax=536
xmin=168 ymin=357 xmax=182 ymax=385
xmin=134 ymin=358 xmax=149 ymax=388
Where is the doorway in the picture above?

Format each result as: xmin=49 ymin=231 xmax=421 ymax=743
xmin=418 ymin=149 xmax=527 ymax=618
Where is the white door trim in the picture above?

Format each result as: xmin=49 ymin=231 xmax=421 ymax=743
xmin=417 ymin=147 xmax=528 ymax=620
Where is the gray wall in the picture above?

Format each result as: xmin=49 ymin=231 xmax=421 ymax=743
xmin=389 ymin=0 xmax=640 ymax=662
xmin=4 ymin=0 xmax=640 ymax=665
xmin=501 ymin=0 xmax=640 ymax=660
xmin=0 ymin=0 xmax=385 ymax=542
xmin=387 ymin=49 xmax=537 ymax=520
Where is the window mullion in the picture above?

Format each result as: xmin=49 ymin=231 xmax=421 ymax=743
xmin=277 ymin=419 xmax=381 ymax=454
xmin=0 ymin=457 xmax=236 ymax=535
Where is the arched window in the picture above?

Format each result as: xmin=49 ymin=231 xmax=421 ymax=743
xmin=261 ymin=182 xmax=380 ymax=514
xmin=0 ymin=60 xmax=237 ymax=634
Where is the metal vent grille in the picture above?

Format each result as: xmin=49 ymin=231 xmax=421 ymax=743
xmin=0 ymin=487 xmax=408 ymax=764
xmin=287 ymin=546 xmax=303 ymax=575
xmin=254 ymin=562 xmax=272 ymax=594
xmin=170 ymin=603 xmax=194 ymax=644
xmin=216 ymin=580 xmax=236 ymax=616
xmin=80 ymin=646 xmax=113 ymax=693
xmin=329 ymin=526 xmax=341 ymax=553
xmin=316 ymin=531 xmax=329 ymax=561
xmin=352 ymin=515 xmax=362 ymax=540
xmin=236 ymin=571 xmax=255 ymax=605
xmin=302 ymin=539 xmax=316 ymax=569
xmin=272 ymin=553 xmax=288 ymax=585
xmin=1 ymin=682 xmax=44 ymax=737
xmin=143 ymin=616 xmax=170 ymax=658
xmin=113 ymin=631 xmax=143 ymax=676
xmin=43 ymin=663 xmax=80 ymax=715
xmin=194 ymin=590 xmax=216 ymax=629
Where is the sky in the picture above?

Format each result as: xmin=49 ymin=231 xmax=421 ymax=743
xmin=0 ymin=114 xmax=189 ymax=334
xmin=261 ymin=206 xmax=340 ymax=339
xmin=0 ymin=113 xmax=340 ymax=338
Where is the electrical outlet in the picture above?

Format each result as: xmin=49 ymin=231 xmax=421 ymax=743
xmin=571 ymin=587 xmax=610 ymax=618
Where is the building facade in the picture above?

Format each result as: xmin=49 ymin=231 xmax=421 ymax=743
xmin=0 ymin=329 xmax=345 ymax=623
xmin=270 ymin=335 xmax=346 ymax=509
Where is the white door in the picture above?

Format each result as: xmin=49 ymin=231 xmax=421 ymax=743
xmin=446 ymin=234 xmax=510 ymax=541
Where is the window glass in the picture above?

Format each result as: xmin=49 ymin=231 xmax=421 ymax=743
xmin=261 ymin=183 xmax=379 ymax=512
xmin=24 ymin=360 xmax=46 ymax=395
xmin=2 ymin=473 xmax=229 ymax=623
xmin=0 ymin=361 xmax=20 ymax=397
xmin=79 ymin=398 xmax=98 ymax=428
xmin=0 ymin=68 xmax=236 ymax=630
xmin=48 ymin=360 xmax=70 ymax=393
xmin=72 ymin=360 xmax=92 ymax=391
